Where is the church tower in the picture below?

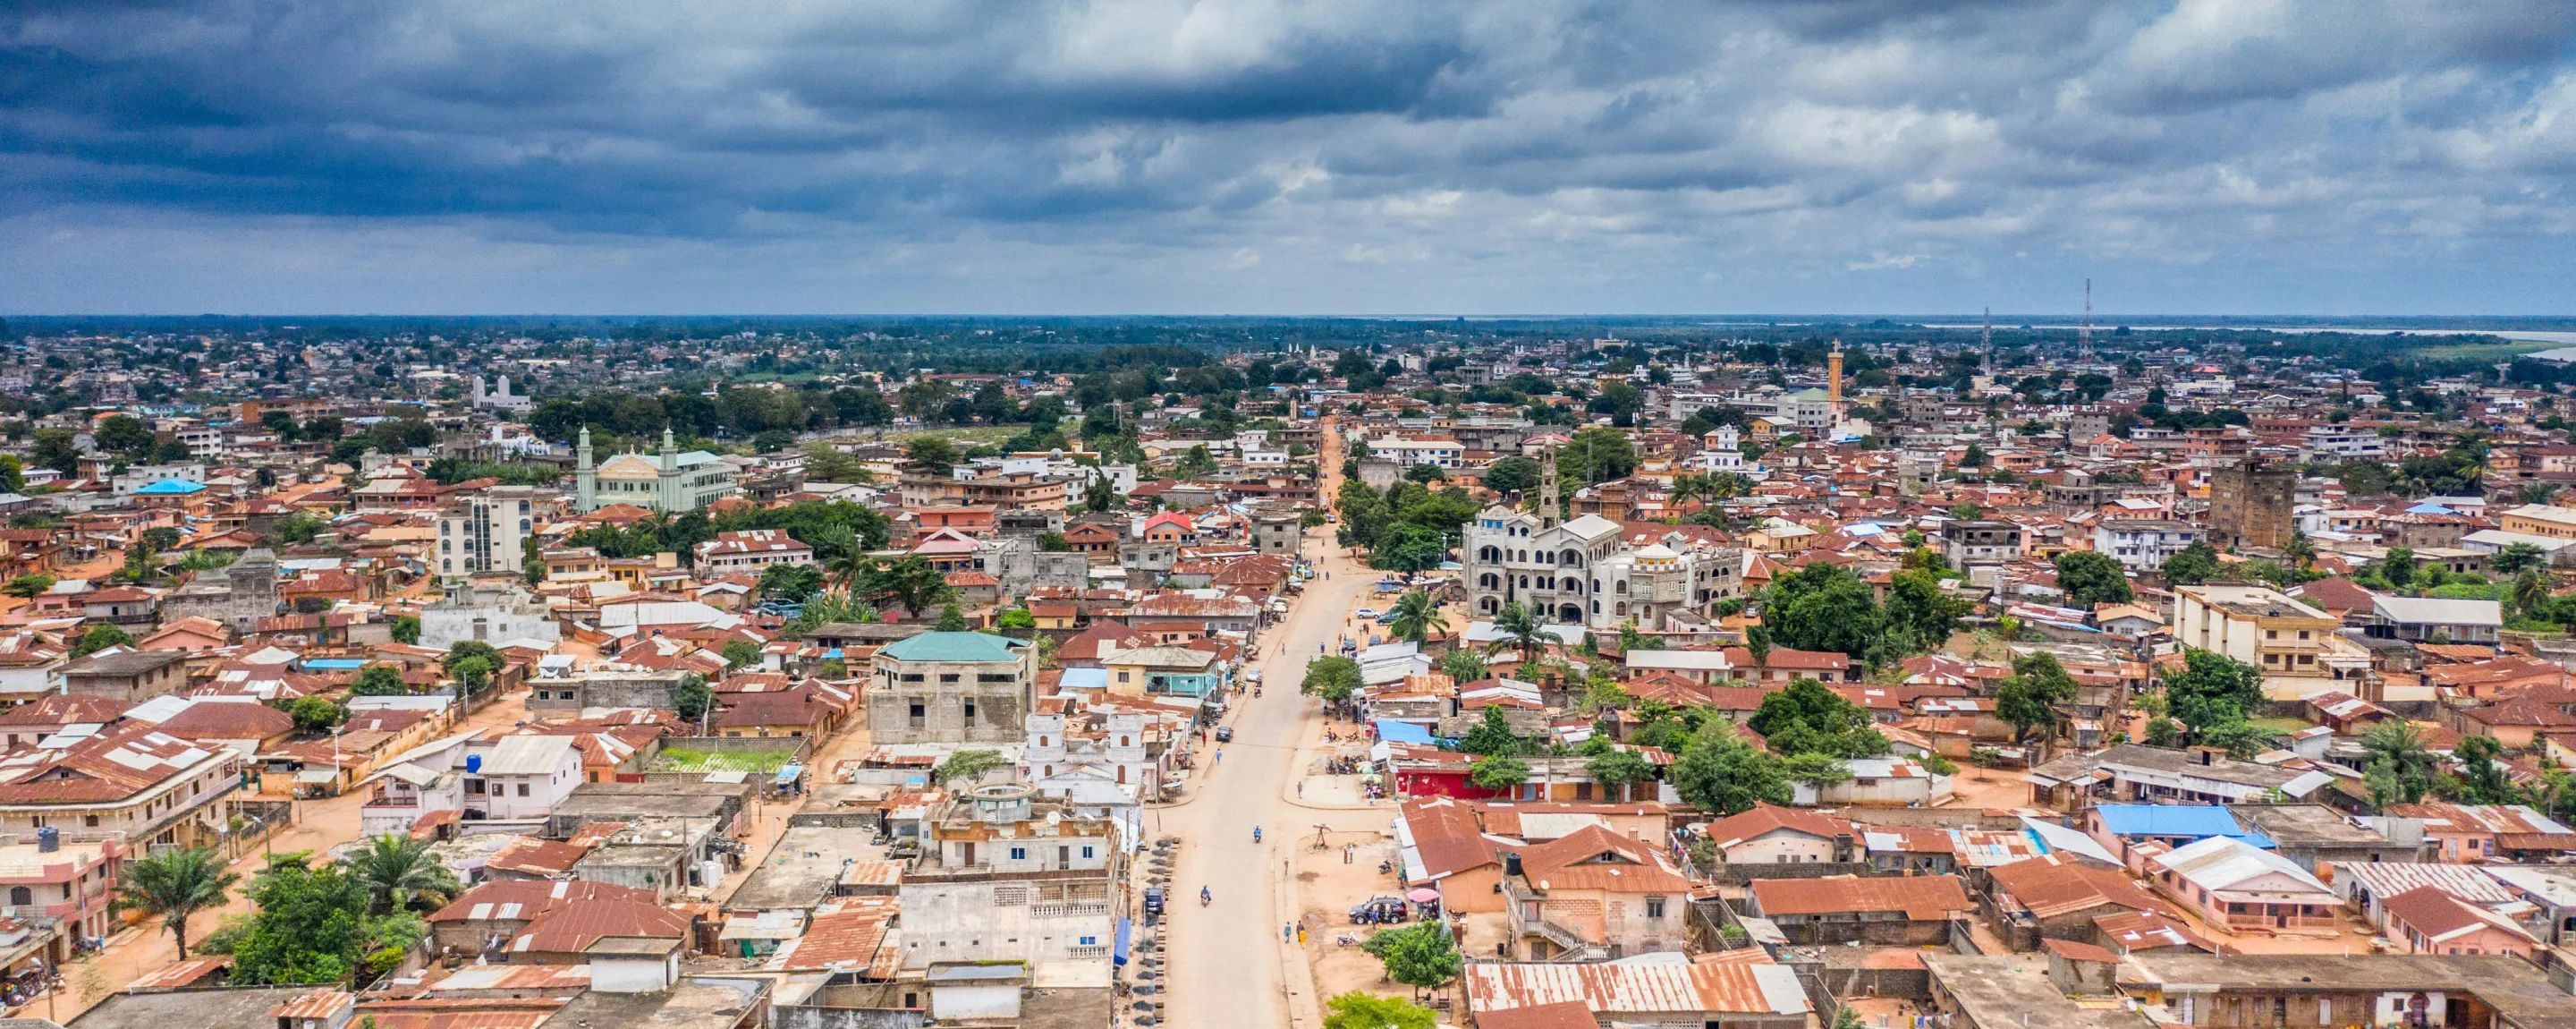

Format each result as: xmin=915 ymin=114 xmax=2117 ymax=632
xmin=1538 ymin=446 xmax=1562 ymax=530
xmin=1024 ymin=711 xmax=1066 ymax=778
xmin=657 ymin=427 xmax=679 ymax=512
xmin=574 ymin=426 xmax=596 ymax=512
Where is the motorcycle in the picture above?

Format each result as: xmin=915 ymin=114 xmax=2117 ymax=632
xmin=1200 ymin=888 xmax=1212 ymax=908
xmin=1253 ymin=827 xmax=1263 ymax=843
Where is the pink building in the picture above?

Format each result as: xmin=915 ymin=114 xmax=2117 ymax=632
xmin=2379 ymin=885 xmax=2539 ymax=958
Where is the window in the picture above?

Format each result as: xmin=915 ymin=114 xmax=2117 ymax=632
xmin=1082 ymin=846 xmax=1095 ymax=859
xmin=1644 ymin=897 xmax=1665 ymax=919
xmin=1078 ymin=936 xmax=1097 ymax=946
xmin=1010 ymin=847 xmax=1027 ymax=861
xmin=516 ymin=782 xmax=530 ymax=797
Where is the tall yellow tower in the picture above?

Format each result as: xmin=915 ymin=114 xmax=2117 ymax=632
xmin=1827 ymin=339 xmax=1843 ymax=404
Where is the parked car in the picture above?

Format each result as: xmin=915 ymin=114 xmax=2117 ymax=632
xmin=1216 ymin=727 xmax=1233 ymax=742
xmin=1349 ymin=897 xmax=1411 ymax=923
xmin=1375 ymin=610 xmax=1402 ymax=625
xmin=1354 ymin=608 xmax=1380 ymax=619
xmin=1144 ymin=886 xmax=1165 ymax=915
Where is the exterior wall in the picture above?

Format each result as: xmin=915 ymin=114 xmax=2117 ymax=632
xmin=869 ymin=654 xmax=1034 ymax=745
xmin=1718 ymin=829 xmax=1837 ymax=865
xmin=2209 ymin=463 xmax=2296 ymax=551
xmin=896 ymin=872 xmax=1115 ymax=971
xmin=468 ymin=750 xmax=584 ymax=820
xmin=527 ymin=669 xmax=688 ymax=713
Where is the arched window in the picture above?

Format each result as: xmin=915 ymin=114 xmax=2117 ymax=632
xmin=1479 ymin=546 xmax=1500 ymax=563
xmin=1539 ymin=551 xmax=1555 ymax=566
xmin=6 ymin=887 xmax=26 ymax=906
xmin=1615 ymin=602 xmax=1628 ymax=617
xmin=1480 ymin=597 xmax=1498 ymax=613
xmin=1562 ymin=549 xmax=1581 ymax=566
xmin=1615 ymin=581 xmax=1628 ymax=593
xmin=1038 ymin=736 xmax=1050 ymax=747
xmin=1560 ymin=604 xmax=1583 ymax=622
xmin=1479 ymin=573 xmax=1498 ymax=589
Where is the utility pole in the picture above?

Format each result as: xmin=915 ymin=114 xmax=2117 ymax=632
xmin=2079 ymin=279 xmax=2095 ymax=363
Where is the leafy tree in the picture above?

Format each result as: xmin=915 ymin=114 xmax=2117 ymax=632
xmin=1457 ymin=706 xmax=1524 ymax=757
xmin=72 ymin=624 xmax=132 ymax=658
xmin=1038 ymin=531 xmax=1072 ymax=552
xmin=1322 ymin=991 xmax=1435 ymax=1029
xmin=674 ymin=673 xmax=715 ymax=722
xmin=351 ymin=665 xmax=410 ymax=697
xmin=112 ymin=846 xmax=238 ymax=960
xmin=97 ymin=414 xmax=155 ymax=456
xmin=1368 ymin=523 xmax=1450 ymax=574
xmin=0 ymin=455 xmax=19 ymax=494
xmin=2159 ymin=541 xmax=2222 ymax=586
xmin=2452 ymin=735 xmax=2520 ymax=805
xmin=2193 ymin=712 xmax=2280 ymax=760
xmin=1585 ymin=749 xmax=1656 ymax=802
xmin=2284 ymin=529 xmax=2318 ymax=569
xmin=1386 ymin=590 xmax=1440 ymax=644
xmin=1556 ymin=426 xmax=1639 ymax=484
xmin=2495 ymin=543 xmax=2549 ymax=575
xmin=935 ymin=604 xmax=970 ymax=632
xmin=1781 ymin=752 xmax=1853 ymax=794
xmin=30 ymin=429 xmax=80 ymax=476
xmin=1 ymin=574 xmax=53 ymax=599
xmin=339 ymin=835 xmax=462 ymax=914
xmin=1882 ymin=569 xmax=1971 ymax=654
xmin=722 ymin=638 xmax=763 ymax=668
xmin=1668 ymin=719 xmax=1791 ymax=815
xmin=289 ymin=697 xmax=347 ymax=734
xmin=224 ymin=852 xmax=382 ymax=985
xmin=2514 ymin=568 xmax=2552 ymax=618
xmin=1995 ymin=652 xmax=2077 ymax=742
xmin=934 ymin=748 xmax=1010 ymax=785
xmin=1360 ymin=923 xmax=1464 ymax=999
xmin=2053 ymin=550 xmax=2135 ymax=608
xmin=1483 ymin=455 xmax=1542 ymax=496
xmin=1759 ymin=563 xmax=1884 ymax=660
xmin=853 ymin=555 xmax=954 ymax=617
xmin=2361 ymin=720 xmax=2438 ymax=811
xmin=275 ymin=512 xmax=330 ymax=545
xmin=2163 ymin=649 xmax=2265 ymax=731
xmin=1470 ymin=755 xmax=1531 ymax=792
xmin=2383 ymin=546 xmax=2419 ymax=591
xmin=1437 ymin=648 xmax=1487 ymax=683
xmin=388 ymin=614 xmax=419 ymax=645
xmin=996 ymin=608 xmax=1037 ymax=629
xmin=758 ymin=562 xmax=826 ymax=604
xmin=1747 ymin=677 xmax=1886 ymax=759
xmin=904 ymin=436 xmax=959 ymax=477
xmin=1486 ymin=600 xmax=1547 ymax=666
xmin=1301 ymin=656 xmax=1362 ymax=703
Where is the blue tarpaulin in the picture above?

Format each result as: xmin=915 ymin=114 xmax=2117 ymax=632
xmin=1114 ymin=917 xmax=1132 ymax=965
xmin=1375 ymin=719 xmax=1436 ymax=745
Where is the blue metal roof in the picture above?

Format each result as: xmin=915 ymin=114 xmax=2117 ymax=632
xmin=133 ymin=479 xmax=207 ymax=495
xmin=2089 ymin=804 xmax=2275 ymax=848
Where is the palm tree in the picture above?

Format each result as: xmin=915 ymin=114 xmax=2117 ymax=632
xmin=825 ymin=550 xmax=872 ymax=592
xmin=1668 ymin=473 xmax=1705 ymax=511
xmin=2514 ymin=568 xmax=2551 ymax=619
xmin=2525 ymin=481 xmax=2564 ymax=506
xmin=1486 ymin=600 xmax=1547 ymax=666
xmin=1387 ymin=590 xmax=1440 ymax=645
xmin=112 ymin=847 xmax=238 ymax=960
xmin=339 ymin=833 xmax=462 ymax=915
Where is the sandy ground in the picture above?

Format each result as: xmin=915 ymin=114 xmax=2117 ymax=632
xmin=1942 ymin=768 xmax=2038 ymax=810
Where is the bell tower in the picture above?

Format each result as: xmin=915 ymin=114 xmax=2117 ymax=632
xmin=1538 ymin=446 xmax=1561 ymax=531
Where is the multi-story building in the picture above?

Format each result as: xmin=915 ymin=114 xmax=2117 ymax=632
xmin=869 ymin=632 xmax=1034 ymax=744
xmin=574 ymin=427 xmax=739 ymax=514
xmin=1941 ymin=520 xmax=2025 ymax=572
xmin=2091 ymin=520 xmax=2205 ymax=573
xmin=1368 ymin=434 xmax=1465 ymax=470
xmin=898 ymin=783 xmax=1121 ymax=975
xmin=435 ymin=485 xmax=541 ymax=580
xmin=1464 ymin=456 xmax=1742 ymax=631
xmin=0 ymin=722 xmax=242 ymax=852
xmin=2501 ymin=502 xmax=2576 ymax=541
xmin=2300 ymin=423 xmax=2388 ymax=461
xmin=691 ymin=529 xmax=814 ymax=574
xmin=1502 ymin=824 xmax=1697 ymax=961
xmin=2208 ymin=460 xmax=2296 ymax=552
xmin=2174 ymin=584 xmax=2368 ymax=699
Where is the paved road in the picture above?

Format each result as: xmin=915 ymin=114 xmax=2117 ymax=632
xmin=1160 ymin=421 xmax=1377 ymax=1029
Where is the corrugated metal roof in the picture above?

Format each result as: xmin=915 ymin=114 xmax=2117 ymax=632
xmin=1463 ymin=962 xmax=1808 ymax=1016
xmin=2334 ymin=862 xmax=2515 ymax=906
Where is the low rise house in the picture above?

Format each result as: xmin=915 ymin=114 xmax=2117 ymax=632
xmin=0 ymin=722 xmax=242 ymax=851
xmin=1463 ymin=961 xmax=1811 ymax=1029
xmin=1741 ymin=874 xmax=1973 ymax=946
xmin=1394 ymin=797 xmax=1506 ymax=914
xmin=2378 ymin=884 xmax=2540 ymax=958
xmin=1501 ymin=824 xmax=1697 ymax=961
xmin=2145 ymin=836 xmax=2340 ymax=935
xmin=58 ymin=650 xmax=190 ymax=702
xmin=2382 ymin=803 xmax=2576 ymax=863
xmin=1692 ymin=804 xmax=1854 ymax=865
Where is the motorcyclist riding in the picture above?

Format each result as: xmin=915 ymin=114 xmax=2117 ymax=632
xmin=1200 ymin=886 xmax=1212 ymax=906
xmin=1253 ymin=826 xmax=1263 ymax=843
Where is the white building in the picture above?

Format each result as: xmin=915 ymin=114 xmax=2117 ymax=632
xmin=435 ymin=484 xmax=541 ymax=580
xmin=2091 ymin=520 xmax=2205 ymax=572
xmin=691 ymin=529 xmax=816 ymax=574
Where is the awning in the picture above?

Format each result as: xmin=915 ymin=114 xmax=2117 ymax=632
xmin=1113 ymin=917 xmax=1132 ymax=966
xmin=294 ymin=769 xmax=339 ymax=784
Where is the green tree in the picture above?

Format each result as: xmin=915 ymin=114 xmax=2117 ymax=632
xmin=758 ymin=562 xmax=826 ymax=604
xmin=388 ymin=615 xmax=420 ymax=646
xmin=289 ymin=697 xmax=347 ymax=734
xmin=2361 ymin=720 xmax=2438 ymax=811
xmin=1781 ymin=752 xmax=1854 ymax=794
xmin=97 ymin=414 xmax=155 ymax=456
xmin=1301 ymin=656 xmax=1363 ymax=703
xmin=351 ymin=665 xmax=410 ymax=697
xmin=1882 ymin=569 xmax=1971 ymax=654
xmin=2514 ymin=568 xmax=2552 ymax=618
xmin=1 ymin=574 xmax=53 ymax=599
xmin=2383 ymin=546 xmax=2419 ymax=591
xmin=1556 ymin=425 xmax=1638 ymax=484
xmin=1038 ymin=531 xmax=1072 ymax=552
xmin=0 ymin=455 xmax=21 ymax=494
xmin=1436 ymin=648 xmax=1487 ymax=683
xmin=1469 ymin=755 xmax=1530 ymax=792
xmin=1759 ymin=563 xmax=1884 ymax=660
xmin=2495 ymin=543 xmax=2549 ymax=575
xmin=1483 ymin=455 xmax=1542 ymax=496
xmin=225 ymin=853 xmax=375 ymax=985
xmin=1995 ymin=652 xmax=2077 ymax=742
xmin=2053 ymin=550 xmax=2135 ymax=608
xmin=1668 ymin=719 xmax=1791 ymax=815
xmin=72 ymin=624 xmax=132 ymax=658
xmin=1367 ymin=523 xmax=1449 ymax=574
xmin=2163 ymin=649 xmax=2266 ymax=731
xmin=2284 ymin=529 xmax=2318 ymax=569
xmin=904 ymin=436 xmax=960 ymax=477
xmin=1746 ymin=678 xmax=1887 ymax=759
xmin=934 ymin=749 xmax=1010 ymax=785
xmin=275 ymin=512 xmax=329 ymax=545
xmin=338 ymin=835 xmax=462 ymax=915
xmin=1386 ymin=590 xmax=1440 ymax=644
xmin=30 ymin=429 xmax=80 ymax=476
xmin=674 ymin=673 xmax=715 ymax=722
xmin=1486 ymin=600 xmax=1547 ymax=666
xmin=996 ymin=608 xmax=1037 ymax=629
xmin=1322 ymin=991 xmax=1435 ymax=1029
xmin=854 ymin=555 xmax=954 ymax=617
xmin=935 ymin=604 xmax=969 ymax=632
xmin=723 ymin=638 xmax=763 ymax=668
xmin=1585 ymin=749 xmax=1656 ymax=802
xmin=112 ymin=846 xmax=238 ymax=960
xmin=1457 ymin=706 xmax=1524 ymax=757
xmin=1360 ymin=923 xmax=1464 ymax=999
xmin=2159 ymin=540 xmax=2222 ymax=586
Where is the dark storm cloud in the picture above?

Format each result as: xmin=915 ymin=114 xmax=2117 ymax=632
xmin=11 ymin=0 xmax=2576 ymax=313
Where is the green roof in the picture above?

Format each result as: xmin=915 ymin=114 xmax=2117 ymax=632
xmin=879 ymin=631 xmax=1026 ymax=663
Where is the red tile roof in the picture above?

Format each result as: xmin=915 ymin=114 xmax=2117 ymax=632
xmin=1749 ymin=874 xmax=1971 ymax=920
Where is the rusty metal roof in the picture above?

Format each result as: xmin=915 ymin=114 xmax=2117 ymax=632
xmin=1463 ymin=961 xmax=1809 ymax=1016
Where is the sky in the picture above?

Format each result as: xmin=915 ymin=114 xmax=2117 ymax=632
xmin=12 ymin=1 xmax=2576 ymax=316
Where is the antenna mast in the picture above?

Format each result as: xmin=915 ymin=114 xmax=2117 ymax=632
xmin=2079 ymin=278 xmax=2095 ymax=362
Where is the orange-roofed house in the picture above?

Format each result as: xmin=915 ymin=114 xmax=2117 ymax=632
xmin=1742 ymin=874 xmax=1974 ymax=946
xmin=1504 ymin=824 xmax=1699 ymax=960
xmin=1695 ymin=804 xmax=1854 ymax=865
xmin=1398 ymin=796 xmax=1508 ymax=914
xmin=2379 ymin=884 xmax=2540 ymax=958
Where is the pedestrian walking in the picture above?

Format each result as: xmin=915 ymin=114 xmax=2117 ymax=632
xmin=1284 ymin=923 xmax=1293 ymax=942
xmin=1343 ymin=843 xmax=1353 ymax=864
xmin=1296 ymin=926 xmax=1306 ymax=946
